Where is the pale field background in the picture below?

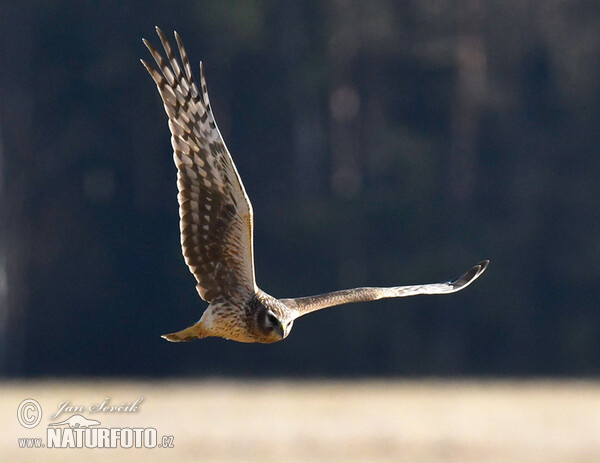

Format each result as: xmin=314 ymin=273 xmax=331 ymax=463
xmin=1 ymin=379 xmax=599 ymax=462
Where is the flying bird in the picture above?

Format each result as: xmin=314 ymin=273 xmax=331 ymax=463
xmin=141 ymin=27 xmax=489 ymax=344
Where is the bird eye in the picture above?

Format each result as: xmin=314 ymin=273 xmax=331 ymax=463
xmin=267 ymin=313 xmax=279 ymax=327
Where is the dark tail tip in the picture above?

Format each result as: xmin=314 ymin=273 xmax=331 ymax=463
xmin=161 ymin=332 xmax=197 ymax=342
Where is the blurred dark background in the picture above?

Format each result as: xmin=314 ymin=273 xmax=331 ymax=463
xmin=0 ymin=0 xmax=598 ymax=377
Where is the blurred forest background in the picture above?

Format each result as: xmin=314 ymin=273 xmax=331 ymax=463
xmin=0 ymin=0 xmax=598 ymax=378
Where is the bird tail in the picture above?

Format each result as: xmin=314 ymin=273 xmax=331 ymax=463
xmin=161 ymin=320 xmax=208 ymax=342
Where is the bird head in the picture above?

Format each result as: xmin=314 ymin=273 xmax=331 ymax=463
xmin=255 ymin=305 xmax=294 ymax=343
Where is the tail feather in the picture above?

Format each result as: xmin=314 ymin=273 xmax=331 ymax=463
xmin=162 ymin=321 xmax=207 ymax=342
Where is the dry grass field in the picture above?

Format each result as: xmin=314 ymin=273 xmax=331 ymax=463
xmin=1 ymin=379 xmax=599 ymax=462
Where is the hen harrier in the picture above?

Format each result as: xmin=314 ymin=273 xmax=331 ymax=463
xmin=141 ymin=28 xmax=489 ymax=344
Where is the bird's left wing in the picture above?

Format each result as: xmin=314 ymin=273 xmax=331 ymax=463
xmin=141 ymin=28 xmax=257 ymax=303
xmin=281 ymin=261 xmax=489 ymax=317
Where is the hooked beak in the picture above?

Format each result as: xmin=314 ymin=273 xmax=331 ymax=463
xmin=277 ymin=322 xmax=286 ymax=339
xmin=279 ymin=320 xmax=294 ymax=339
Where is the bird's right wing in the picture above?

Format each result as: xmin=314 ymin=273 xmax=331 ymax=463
xmin=281 ymin=261 xmax=489 ymax=317
xmin=142 ymin=28 xmax=257 ymax=302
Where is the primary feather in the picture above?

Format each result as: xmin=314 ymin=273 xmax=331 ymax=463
xmin=142 ymin=28 xmax=256 ymax=304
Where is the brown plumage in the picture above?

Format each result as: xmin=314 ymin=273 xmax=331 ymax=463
xmin=142 ymin=28 xmax=489 ymax=344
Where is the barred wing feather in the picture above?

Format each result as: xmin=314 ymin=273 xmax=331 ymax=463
xmin=141 ymin=28 xmax=256 ymax=302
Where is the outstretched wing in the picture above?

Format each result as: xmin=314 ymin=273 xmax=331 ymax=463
xmin=142 ymin=28 xmax=256 ymax=302
xmin=281 ymin=261 xmax=489 ymax=317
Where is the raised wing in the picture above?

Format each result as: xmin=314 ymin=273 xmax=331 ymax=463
xmin=142 ymin=28 xmax=257 ymax=302
xmin=281 ymin=261 xmax=489 ymax=317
